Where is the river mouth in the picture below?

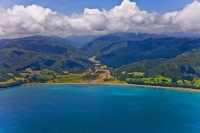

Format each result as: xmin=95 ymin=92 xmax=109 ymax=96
xmin=1 ymin=84 xmax=200 ymax=133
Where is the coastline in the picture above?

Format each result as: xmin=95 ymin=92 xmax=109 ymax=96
xmin=21 ymin=82 xmax=200 ymax=93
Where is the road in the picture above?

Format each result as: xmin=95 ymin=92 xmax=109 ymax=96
xmin=88 ymin=56 xmax=113 ymax=83
xmin=89 ymin=56 xmax=100 ymax=65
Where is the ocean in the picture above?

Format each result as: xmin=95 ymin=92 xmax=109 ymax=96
xmin=0 ymin=84 xmax=200 ymax=133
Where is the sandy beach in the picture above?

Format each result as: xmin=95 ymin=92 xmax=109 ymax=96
xmin=21 ymin=82 xmax=200 ymax=93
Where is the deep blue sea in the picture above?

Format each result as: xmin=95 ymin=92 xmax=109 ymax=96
xmin=0 ymin=85 xmax=200 ymax=133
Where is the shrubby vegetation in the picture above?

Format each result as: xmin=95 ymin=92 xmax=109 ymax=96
xmin=0 ymin=80 xmax=25 ymax=88
xmin=112 ymin=46 xmax=200 ymax=88
xmin=0 ymin=74 xmax=12 ymax=82
xmin=1 ymin=35 xmax=200 ymax=89
xmin=86 ymin=37 xmax=200 ymax=68
xmin=0 ymin=73 xmax=26 ymax=88
xmin=0 ymin=36 xmax=93 ymax=73
xmin=81 ymin=35 xmax=125 ymax=56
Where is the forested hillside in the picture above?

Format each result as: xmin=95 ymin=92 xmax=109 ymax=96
xmin=0 ymin=36 xmax=93 ymax=73
xmin=81 ymin=35 xmax=125 ymax=56
xmin=1 ymin=34 xmax=200 ymax=88
xmin=94 ymin=38 xmax=200 ymax=68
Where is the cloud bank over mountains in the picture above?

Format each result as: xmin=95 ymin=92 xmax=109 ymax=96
xmin=0 ymin=0 xmax=200 ymax=38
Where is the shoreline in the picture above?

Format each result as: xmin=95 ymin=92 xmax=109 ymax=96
xmin=21 ymin=82 xmax=200 ymax=93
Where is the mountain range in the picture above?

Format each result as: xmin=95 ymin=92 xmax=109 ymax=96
xmin=94 ymin=37 xmax=200 ymax=68
xmin=66 ymin=35 xmax=101 ymax=46
xmin=1 ymin=32 xmax=200 ymax=83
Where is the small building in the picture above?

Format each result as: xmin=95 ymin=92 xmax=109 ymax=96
xmin=20 ymin=72 xmax=30 ymax=77
xmin=87 ymin=68 xmax=92 ymax=72
xmin=31 ymin=71 xmax=41 ymax=76
xmin=95 ymin=63 xmax=101 ymax=66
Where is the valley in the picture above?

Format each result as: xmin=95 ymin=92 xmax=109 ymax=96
xmin=1 ymin=33 xmax=200 ymax=90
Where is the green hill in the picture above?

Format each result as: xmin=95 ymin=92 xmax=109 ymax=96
xmin=66 ymin=35 xmax=101 ymax=46
xmin=110 ymin=32 xmax=168 ymax=41
xmin=114 ymin=48 xmax=200 ymax=83
xmin=0 ymin=36 xmax=93 ymax=73
xmin=81 ymin=35 xmax=125 ymax=56
xmin=95 ymin=37 xmax=200 ymax=68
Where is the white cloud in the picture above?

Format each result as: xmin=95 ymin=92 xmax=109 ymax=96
xmin=161 ymin=11 xmax=178 ymax=24
xmin=171 ymin=0 xmax=200 ymax=32
xmin=103 ymin=0 xmax=157 ymax=32
xmin=0 ymin=0 xmax=200 ymax=38
xmin=161 ymin=0 xmax=200 ymax=32
xmin=0 ymin=27 xmax=4 ymax=35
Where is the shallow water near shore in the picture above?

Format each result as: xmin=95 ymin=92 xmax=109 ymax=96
xmin=1 ymin=84 xmax=200 ymax=133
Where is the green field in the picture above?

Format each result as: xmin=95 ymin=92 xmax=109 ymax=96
xmin=0 ymin=76 xmax=25 ymax=86
xmin=123 ymin=72 xmax=200 ymax=88
xmin=193 ymin=78 xmax=200 ymax=87
xmin=2 ymin=67 xmax=200 ymax=89
xmin=142 ymin=75 xmax=172 ymax=84
xmin=54 ymin=73 xmax=87 ymax=83
xmin=127 ymin=71 xmax=145 ymax=77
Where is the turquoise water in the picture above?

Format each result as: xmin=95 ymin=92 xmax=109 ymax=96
xmin=0 ymin=85 xmax=200 ymax=133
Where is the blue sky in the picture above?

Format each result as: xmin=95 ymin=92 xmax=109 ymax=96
xmin=0 ymin=0 xmax=193 ymax=15
xmin=0 ymin=0 xmax=199 ymax=38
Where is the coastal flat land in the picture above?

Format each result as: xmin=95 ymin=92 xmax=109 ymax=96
xmin=1 ymin=57 xmax=200 ymax=93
